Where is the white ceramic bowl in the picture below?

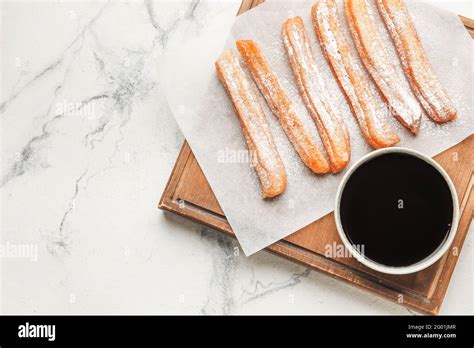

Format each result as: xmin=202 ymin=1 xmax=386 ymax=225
xmin=334 ymin=147 xmax=459 ymax=275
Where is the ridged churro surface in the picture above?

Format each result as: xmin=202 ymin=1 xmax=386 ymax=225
xmin=215 ymin=49 xmax=287 ymax=198
xmin=312 ymin=0 xmax=399 ymax=149
xmin=282 ymin=16 xmax=351 ymax=173
xmin=345 ymin=0 xmax=423 ymax=133
xmin=377 ymin=0 xmax=457 ymax=123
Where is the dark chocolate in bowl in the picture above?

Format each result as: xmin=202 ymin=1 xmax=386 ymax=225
xmin=339 ymin=152 xmax=454 ymax=268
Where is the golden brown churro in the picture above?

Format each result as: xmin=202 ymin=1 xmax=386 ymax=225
xmin=215 ymin=49 xmax=287 ymax=198
xmin=282 ymin=16 xmax=350 ymax=173
xmin=345 ymin=0 xmax=423 ymax=133
xmin=377 ymin=0 xmax=457 ymax=123
xmin=236 ymin=40 xmax=331 ymax=174
xmin=312 ymin=0 xmax=399 ymax=149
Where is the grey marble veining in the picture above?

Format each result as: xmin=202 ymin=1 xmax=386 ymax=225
xmin=0 ymin=0 xmax=472 ymax=314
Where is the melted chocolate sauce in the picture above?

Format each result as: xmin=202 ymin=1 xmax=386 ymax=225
xmin=340 ymin=153 xmax=453 ymax=267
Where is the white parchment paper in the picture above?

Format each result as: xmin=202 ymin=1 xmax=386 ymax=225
xmin=163 ymin=0 xmax=473 ymax=255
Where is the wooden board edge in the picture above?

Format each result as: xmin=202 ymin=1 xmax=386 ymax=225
xmin=158 ymin=142 xmax=192 ymax=210
xmin=460 ymin=15 xmax=474 ymax=37
xmin=429 ymin=172 xmax=474 ymax=314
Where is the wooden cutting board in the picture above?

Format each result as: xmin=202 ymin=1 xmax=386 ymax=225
xmin=159 ymin=0 xmax=474 ymax=315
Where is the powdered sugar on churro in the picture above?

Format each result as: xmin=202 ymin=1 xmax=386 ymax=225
xmin=377 ymin=0 xmax=457 ymax=123
xmin=216 ymin=50 xmax=286 ymax=196
xmin=283 ymin=17 xmax=350 ymax=171
xmin=313 ymin=0 xmax=399 ymax=148
xmin=345 ymin=0 xmax=423 ymax=133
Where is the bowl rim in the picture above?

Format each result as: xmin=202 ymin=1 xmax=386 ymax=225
xmin=334 ymin=147 xmax=459 ymax=275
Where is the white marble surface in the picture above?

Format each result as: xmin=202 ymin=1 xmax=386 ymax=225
xmin=0 ymin=0 xmax=472 ymax=315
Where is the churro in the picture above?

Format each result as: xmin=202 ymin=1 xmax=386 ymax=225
xmin=282 ymin=16 xmax=350 ymax=173
xmin=216 ymin=49 xmax=287 ymax=198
